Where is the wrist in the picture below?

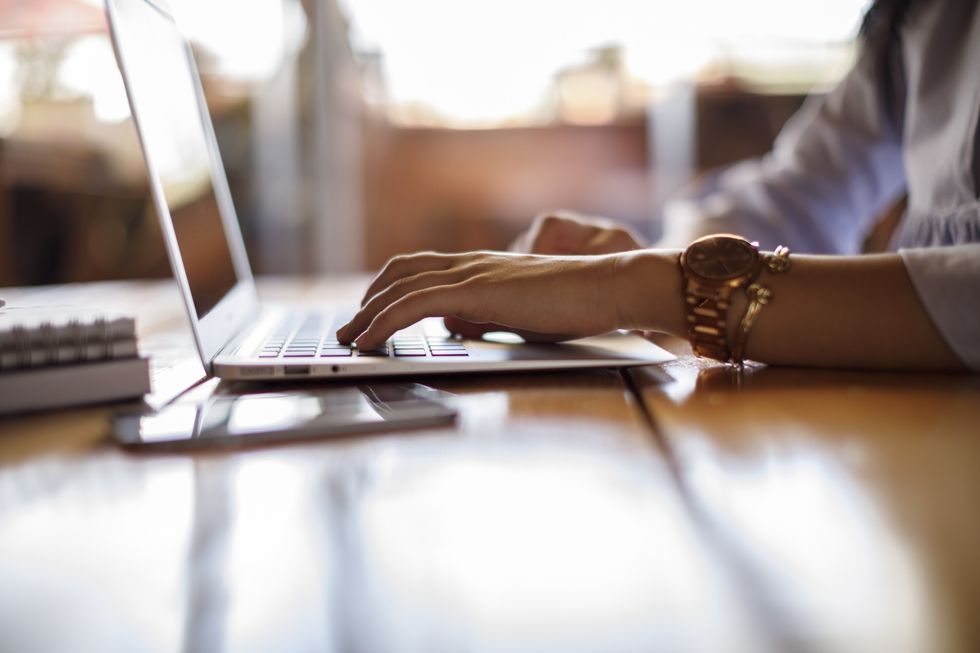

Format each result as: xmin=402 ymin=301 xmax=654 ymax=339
xmin=611 ymin=249 xmax=685 ymax=334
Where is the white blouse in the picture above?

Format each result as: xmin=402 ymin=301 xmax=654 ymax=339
xmin=660 ymin=0 xmax=980 ymax=370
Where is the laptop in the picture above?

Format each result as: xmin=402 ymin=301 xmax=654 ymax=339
xmin=105 ymin=0 xmax=673 ymax=380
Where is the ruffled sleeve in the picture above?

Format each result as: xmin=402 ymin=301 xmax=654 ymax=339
xmin=900 ymin=244 xmax=980 ymax=370
xmin=660 ymin=51 xmax=907 ymax=254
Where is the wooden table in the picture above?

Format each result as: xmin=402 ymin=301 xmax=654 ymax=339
xmin=1 ymin=279 xmax=978 ymax=653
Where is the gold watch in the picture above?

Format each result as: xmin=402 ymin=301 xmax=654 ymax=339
xmin=679 ymin=234 xmax=765 ymax=362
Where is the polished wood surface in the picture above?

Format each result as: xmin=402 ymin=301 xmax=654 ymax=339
xmin=628 ymin=346 xmax=980 ymax=653
xmin=1 ymin=280 xmax=978 ymax=653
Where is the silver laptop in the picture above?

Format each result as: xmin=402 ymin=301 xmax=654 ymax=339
xmin=105 ymin=0 xmax=673 ymax=380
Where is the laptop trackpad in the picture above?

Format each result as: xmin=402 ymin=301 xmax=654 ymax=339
xmin=471 ymin=331 xmax=673 ymax=364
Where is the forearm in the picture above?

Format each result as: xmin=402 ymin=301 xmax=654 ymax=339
xmin=617 ymin=250 xmax=965 ymax=371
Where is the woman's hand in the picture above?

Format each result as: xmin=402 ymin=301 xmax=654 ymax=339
xmin=443 ymin=211 xmax=645 ymax=338
xmin=336 ymin=251 xmax=628 ymax=351
xmin=511 ymin=210 xmax=645 ymax=255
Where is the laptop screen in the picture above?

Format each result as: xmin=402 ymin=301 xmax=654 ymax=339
xmin=112 ymin=0 xmax=238 ymax=318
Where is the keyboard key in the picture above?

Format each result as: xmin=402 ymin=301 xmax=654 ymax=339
xmin=431 ymin=350 xmax=468 ymax=357
xmin=394 ymin=349 xmax=427 ymax=357
xmin=319 ymin=349 xmax=352 ymax=357
xmin=259 ymin=352 xmax=280 ymax=358
xmin=284 ymin=352 xmax=315 ymax=358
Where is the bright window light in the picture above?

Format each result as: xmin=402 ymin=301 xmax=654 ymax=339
xmin=168 ymin=0 xmax=307 ymax=81
xmin=341 ymin=0 xmax=870 ymax=127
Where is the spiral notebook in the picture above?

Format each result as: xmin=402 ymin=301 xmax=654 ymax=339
xmin=0 ymin=307 xmax=151 ymax=415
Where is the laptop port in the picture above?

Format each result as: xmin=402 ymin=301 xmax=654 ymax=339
xmin=284 ymin=365 xmax=310 ymax=376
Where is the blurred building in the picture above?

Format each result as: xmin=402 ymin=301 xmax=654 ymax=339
xmin=0 ymin=0 xmax=871 ymax=289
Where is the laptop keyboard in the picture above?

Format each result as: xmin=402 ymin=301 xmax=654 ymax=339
xmin=256 ymin=313 xmax=468 ymax=359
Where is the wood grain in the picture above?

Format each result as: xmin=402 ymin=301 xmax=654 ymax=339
xmin=629 ymin=337 xmax=980 ymax=653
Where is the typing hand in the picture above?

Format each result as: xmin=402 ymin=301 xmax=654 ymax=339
xmin=443 ymin=211 xmax=645 ymax=339
xmin=336 ymin=251 xmax=625 ymax=351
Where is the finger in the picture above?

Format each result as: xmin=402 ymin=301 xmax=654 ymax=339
xmin=585 ymin=227 xmax=641 ymax=254
xmin=585 ymin=229 xmax=617 ymax=254
xmin=519 ymin=211 xmax=572 ymax=254
xmin=507 ymin=230 xmax=530 ymax=253
xmin=360 ymin=252 xmax=457 ymax=307
xmin=522 ymin=213 xmax=561 ymax=254
xmin=583 ymin=229 xmax=628 ymax=254
xmin=443 ymin=316 xmax=502 ymax=338
xmin=354 ymin=285 xmax=469 ymax=350
xmin=361 ymin=253 xmax=455 ymax=307
xmin=339 ymin=269 xmax=463 ymax=343
xmin=528 ymin=213 xmax=597 ymax=255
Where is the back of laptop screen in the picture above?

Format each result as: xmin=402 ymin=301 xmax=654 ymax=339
xmin=112 ymin=0 xmax=238 ymax=319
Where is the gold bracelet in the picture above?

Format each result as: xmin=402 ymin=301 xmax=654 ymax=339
xmin=731 ymin=245 xmax=790 ymax=368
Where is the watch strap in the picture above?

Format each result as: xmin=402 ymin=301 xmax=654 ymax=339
xmin=684 ymin=281 xmax=734 ymax=361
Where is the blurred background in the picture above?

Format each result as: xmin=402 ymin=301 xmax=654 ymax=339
xmin=0 ymin=0 xmax=873 ymax=289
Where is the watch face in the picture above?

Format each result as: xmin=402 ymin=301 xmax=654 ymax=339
xmin=684 ymin=236 xmax=758 ymax=281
